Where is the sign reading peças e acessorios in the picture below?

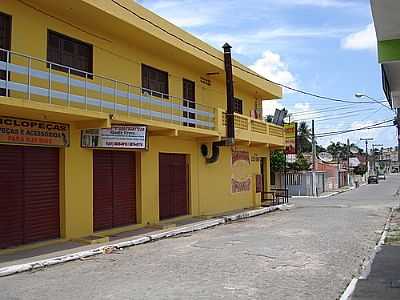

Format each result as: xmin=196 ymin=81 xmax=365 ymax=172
xmin=0 ymin=116 xmax=70 ymax=147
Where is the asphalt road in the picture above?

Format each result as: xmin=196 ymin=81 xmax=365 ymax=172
xmin=1 ymin=176 xmax=399 ymax=300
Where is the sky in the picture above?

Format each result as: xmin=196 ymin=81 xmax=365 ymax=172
xmin=137 ymin=0 xmax=396 ymax=148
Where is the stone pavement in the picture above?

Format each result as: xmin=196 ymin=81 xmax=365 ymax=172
xmin=352 ymin=209 xmax=400 ymax=299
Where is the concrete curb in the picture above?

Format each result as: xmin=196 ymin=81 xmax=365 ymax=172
xmin=339 ymin=207 xmax=395 ymax=300
xmin=292 ymin=184 xmax=367 ymax=200
xmin=0 ymin=204 xmax=289 ymax=277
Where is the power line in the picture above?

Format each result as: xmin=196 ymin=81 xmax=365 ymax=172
xmin=111 ymin=0 xmax=391 ymax=106
xmin=293 ymin=108 xmax=379 ymax=122
xmin=291 ymin=106 xmax=375 ymax=118
xmin=315 ymin=120 xmax=394 ymax=137
xmin=290 ymin=104 xmax=361 ymax=116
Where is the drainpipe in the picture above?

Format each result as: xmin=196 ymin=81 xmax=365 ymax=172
xmin=223 ymin=43 xmax=235 ymax=143
xmin=204 ymin=43 xmax=236 ymax=164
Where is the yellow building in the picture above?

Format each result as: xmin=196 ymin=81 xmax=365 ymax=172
xmin=0 ymin=0 xmax=284 ymax=249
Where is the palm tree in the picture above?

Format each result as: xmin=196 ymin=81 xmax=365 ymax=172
xmin=297 ymin=122 xmax=312 ymax=153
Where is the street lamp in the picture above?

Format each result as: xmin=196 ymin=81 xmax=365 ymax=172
xmin=354 ymin=93 xmax=392 ymax=110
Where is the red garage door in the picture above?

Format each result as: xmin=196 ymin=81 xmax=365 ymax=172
xmin=0 ymin=145 xmax=60 ymax=248
xmin=159 ymin=153 xmax=188 ymax=220
xmin=93 ymin=151 xmax=136 ymax=231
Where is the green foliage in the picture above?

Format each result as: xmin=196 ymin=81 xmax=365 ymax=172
xmin=353 ymin=165 xmax=367 ymax=176
xmin=271 ymin=151 xmax=286 ymax=172
xmin=297 ymin=122 xmax=312 ymax=153
xmin=326 ymin=142 xmax=363 ymax=160
xmin=287 ymin=154 xmax=311 ymax=171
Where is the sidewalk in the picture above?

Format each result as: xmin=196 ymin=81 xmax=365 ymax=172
xmin=350 ymin=209 xmax=400 ymax=299
xmin=292 ymin=184 xmax=366 ymax=199
xmin=0 ymin=204 xmax=291 ymax=277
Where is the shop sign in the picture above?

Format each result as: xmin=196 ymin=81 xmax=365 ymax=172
xmin=231 ymin=150 xmax=251 ymax=193
xmin=284 ymin=123 xmax=297 ymax=155
xmin=81 ymin=125 xmax=148 ymax=150
xmin=0 ymin=116 xmax=69 ymax=147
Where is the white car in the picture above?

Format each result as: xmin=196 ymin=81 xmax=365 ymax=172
xmin=377 ymin=174 xmax=386 ymax=180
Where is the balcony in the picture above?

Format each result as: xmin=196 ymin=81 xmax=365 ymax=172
xmin=219 ymin=111 xmax=284 ymax=146
xmin=0 ymin=48 xmax=284 ymax=145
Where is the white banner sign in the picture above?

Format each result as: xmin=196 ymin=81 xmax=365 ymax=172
xmin=81 ymin=125 xmax=148 ymax=150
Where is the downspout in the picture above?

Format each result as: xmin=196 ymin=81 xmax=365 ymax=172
xmin=205 ymin=43 xmax=236 ymax=164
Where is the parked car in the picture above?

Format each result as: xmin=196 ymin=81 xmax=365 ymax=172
xmin=378 ymin=174 xmax=386 ymax=180
xmin=368 ymin=175 xmax=379 ymax=184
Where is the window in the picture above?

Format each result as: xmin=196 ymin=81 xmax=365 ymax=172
xmin=234 ymin=98 xmax=243 ymax=114
xmin=183 ymin=79 xmax=196 ymax=127
xmin=141 ymin=64 xmax=169 ymax=98
xmin=47 ymin=30 xmax=93 ymax=78
xmin=0 ymin=12 xmax=11 ymax=96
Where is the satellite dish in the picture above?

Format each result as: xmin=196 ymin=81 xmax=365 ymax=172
xmin=350 ymin=147 xmax=359 ymax=154
xmin=318 ymin=152 xmax=333 ymax=163
xmin=272 ymin=109 xmax=288 ymax=126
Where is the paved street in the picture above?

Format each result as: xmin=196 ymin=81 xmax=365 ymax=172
xmin=1 ymin=177 xmax=399 ymax=300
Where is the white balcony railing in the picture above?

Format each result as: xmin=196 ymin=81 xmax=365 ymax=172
xmin=0 ymin=48 xmax=215 ymax=130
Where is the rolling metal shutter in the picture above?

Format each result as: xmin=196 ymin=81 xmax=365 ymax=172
xmin=0 ymin=145 xmax=60 ymax=248
xmin=23 ymin=147 xmax=60 ymax=244
xmin=93 ymin=151 xmax=136 ymax=231
xmin=0 ymin=145 xmax=24 ymax=248
xmin=159 ymin=153 xmax=188 ymax=220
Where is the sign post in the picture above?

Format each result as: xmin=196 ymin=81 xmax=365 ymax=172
xmin=284 ymin=123 xmax=297 ymax=192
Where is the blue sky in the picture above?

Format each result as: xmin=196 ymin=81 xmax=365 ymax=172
xmin=138 ymin=0 xmax=396 ymax=148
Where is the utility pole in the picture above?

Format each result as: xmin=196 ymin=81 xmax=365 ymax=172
xmin=347 ymin=139 xmax=350 ymax=186
xmin=312 ymin=120 xmax=317 ymax=196
xmin=360 ymin=138 xmax=373 ymax=176
xmin=373 ymin=144 xmax=384 ymax=175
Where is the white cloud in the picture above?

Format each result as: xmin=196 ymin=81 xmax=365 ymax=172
xmin=341 ymin=23 xmax=377 ymax=51
xmin=250 ymin=50 xmax=297 ymax=90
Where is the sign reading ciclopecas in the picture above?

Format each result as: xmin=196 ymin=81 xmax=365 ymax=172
xmin=284 ymin=123 xmax=297 ymax=155
xmin=0 ymin=116 xmax=69 ymax=147
xmin=81 ymin=125 xmax=148 ymax=150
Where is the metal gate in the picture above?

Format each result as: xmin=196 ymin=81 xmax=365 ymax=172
xmin=159 ymin=153 xmax=188 ymax=220
xmin=0 ymin=145 xmax=60 ymax=248
xmin=93 ymin=150 xmax=136 ymax=231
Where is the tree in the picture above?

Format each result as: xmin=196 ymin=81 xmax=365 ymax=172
xmin=297 ymin=122 xmax=312 ymax=153
xmin=353 ymin=165 xmax=367 ymax=176
xmin=316 ymin=144 xmax=326 ymax=154
xmin=287 ymin=154 xmax=311 ymax=171
xmin=271 ymin=151 xmax=286 ymax=172
xmin=327 ymin=142 xmax=364 ymax=161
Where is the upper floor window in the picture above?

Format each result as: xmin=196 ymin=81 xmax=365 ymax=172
xmin=141 ymin=64 xmax=169 ymax=98
xmin=47 ymin=30 xmax=93 ymax=78
xmin=183 ymin=79 xmax=195 ymax=127
xmin=234 ymin=98 xmax=243 ymax=114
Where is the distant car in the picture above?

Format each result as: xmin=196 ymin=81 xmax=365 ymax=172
xmin=368 ymin=176 xmax=379 ymax=184
xmin=378 ymin=174 xmax=386 ymax=180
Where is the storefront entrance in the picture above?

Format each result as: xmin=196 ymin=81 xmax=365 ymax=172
xmin=93 ymin=150 xmax=137 ymax=231
xmin=0 ymin=145 xmax=60 ymax=248
xmin=159 ymin=153 xmax=188 ymax=220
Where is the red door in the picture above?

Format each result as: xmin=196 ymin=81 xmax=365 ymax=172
xmin=159 ymin=153 xmax=188 ymax=220
xmin=93 ymin=151 xmax=136 ymax=231
xmin=0 ymin=145 xmax=60 ymax=248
